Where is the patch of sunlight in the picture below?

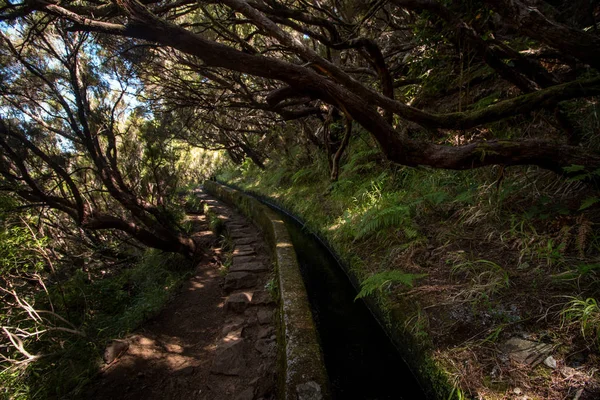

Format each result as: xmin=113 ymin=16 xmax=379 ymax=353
xmin=327 ymin=223 xmax=341 ymax=231
xmin=164 ymin=343 xmax=184 ymax=354
xmin=276 ymin=242 xmax=293 ymax=248
xmin=189 ymin=281 xmax=205 ymax=290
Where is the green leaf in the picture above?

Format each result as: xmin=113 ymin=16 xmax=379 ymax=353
xmin=579 ymin=197 xmax=600 ymax=211
xmin=563 ymin=164 xmax=586 ymax=173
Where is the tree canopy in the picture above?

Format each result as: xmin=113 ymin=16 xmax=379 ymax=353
xmin=0 ymin=0 xmax=599 ymax=252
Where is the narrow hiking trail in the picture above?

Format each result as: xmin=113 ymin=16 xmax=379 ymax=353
xmin=86 ymin=190 xmax=277 ymax=400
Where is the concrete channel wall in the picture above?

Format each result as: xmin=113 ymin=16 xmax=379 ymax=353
xmin=203 ymin=181 xmax=330 ymax=400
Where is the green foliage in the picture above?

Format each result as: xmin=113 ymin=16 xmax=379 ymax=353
xmin=217 ymin=127 xmax=600 ymax=399
xmin=579 ymin=196 xmax=600 ymax=211
xmin=561 ymin=297 xmax=600 ymax=350
xmin=564 ymin=165 xmax=600 ymax=182
xmin=356 ymin=270 xmax=427 ymax=299
xmin=355 ymin=204 xmax=412 ymax=240
xmin=1 ymin=246 xmax=192 ymax=399
xmin=204 ymin=202 xmax=225 ymax=235
xmin=291 ymin=168 xmax=317 ymax=185
xmin=265 ymin=278 xmax=278 ymax=300
xmin=552 ymin=263 xmax=600 ymax=286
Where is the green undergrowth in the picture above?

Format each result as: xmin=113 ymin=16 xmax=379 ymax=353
xmin=0 ymin=250 xmax=193 ymax=400
xmin=218 ymin=131 xmax=600 ymax=399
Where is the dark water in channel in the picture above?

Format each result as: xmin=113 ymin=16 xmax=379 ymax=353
xmin=275 ymin=211 xmax=427 ymax=400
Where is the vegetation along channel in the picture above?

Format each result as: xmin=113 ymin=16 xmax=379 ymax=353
xmin=271 ymin=201 xmax=425 ymax=399
xmin=3 ymin=0 xmax=600 ymax=399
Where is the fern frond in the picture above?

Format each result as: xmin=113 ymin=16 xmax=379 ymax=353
xmin=355 ymin=205 xmax=411 ymax=239
xmin=355 ymin=270 xmax=427 ymax=299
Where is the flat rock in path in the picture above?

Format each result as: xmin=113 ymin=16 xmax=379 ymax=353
xmin=230 ymin=262 xmax=269 ymax=273
xmin=224 ymin=272 xmax=259 ymax=291
xmin=234 ymin=237 xmax=258 ymax=246
xmin=225 ymin=292 xmax=253 ymax=313
xmin=500 ymin=337 xmax=553 ymax=367
xmin=211 ymin=329 xmax=246 ymax=376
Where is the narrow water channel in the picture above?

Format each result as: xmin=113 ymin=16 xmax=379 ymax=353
xmin=275 ymin=211 xmax=427 ymax=400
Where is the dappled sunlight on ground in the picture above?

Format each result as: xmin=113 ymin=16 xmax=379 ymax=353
xmin=87 ymin=251 xmax=226 ymax=400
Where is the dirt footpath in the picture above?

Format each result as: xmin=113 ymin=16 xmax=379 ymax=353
xmin=87 ymin=193 xmax=278 ymax=400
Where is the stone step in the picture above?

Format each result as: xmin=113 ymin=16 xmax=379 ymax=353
xmin=225 ymin=292 xmax=253 ymax=313
xmin=251 ymin=291 xmax=275 ymax=306
xmin=233 ymin=246 xmax=256 ymax=257
xmin=230 ymin=230 xmax=254 ymax=239
xmin=224 ymin=271 xmax=259 ymax=291
xmin=234 ymin=237 xmax=258 ymax=246
xmin=230 ymin=262 xmax=269 ymax=273
xmin=228 ymin=224 xmax=250 ymax=230
xmin=232 ymin=255 xmax=257 ymax=264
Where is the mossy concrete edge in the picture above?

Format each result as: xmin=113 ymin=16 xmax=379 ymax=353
xmin=203 ymin=181 xmax=330 ymax=400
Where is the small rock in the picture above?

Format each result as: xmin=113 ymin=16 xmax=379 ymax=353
xmin=296 ymin=381 xmax=322 ymax=400
xmin=544 ymin=355 xmax=557 ymax=369
xmin=257 ymin=326 xmax=274 ymax=339
xmin=103 ymin=340 xmax=129 ymax=364
xmin=500 ymin=337 xmax=552 ymax=367
xmin=513 ymin=387 xmax=522 ymax=395
xmin=224 ymin=272 xmax=259 ymax=291
xmin=257 ymin=309 xmax=273 ymax=325
xmin=246 ymin=313 xmax=258 ymax=326
xmin=226 ymin=292 xmax=253 ymax=313
xmin=234 ymin=387 xmax=255 ymax=400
